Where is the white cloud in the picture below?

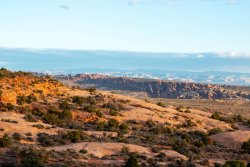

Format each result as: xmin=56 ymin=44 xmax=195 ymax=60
xmin=217 ymin=52 xmax=250 ymax=58
xmin=197 ymin=54 xmax=204 ymax=58
xmin=177 ymin=54 xmax=189 ymax=57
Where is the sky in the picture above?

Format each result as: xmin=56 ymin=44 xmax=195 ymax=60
xmin=0 ymin=0 xmax=250 ymax=53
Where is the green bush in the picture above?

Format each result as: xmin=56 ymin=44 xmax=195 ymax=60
xmin=109 ymin=109 xmax=119 ymax=116
xmin=222 ymin=160 xmax=246 ymax=167
xmin=146 ymin=119 xmax=155 ymax=127
xmin=208 ymin=128 xmax=222 ymax=135
xmin=107 ymin=119 xmax=119 ymax=129
xmin=84 ymin=105 xmax=97 ymax=113
xmin=241 ymin=139 xmax=250 ymax=153
xmin=119 ymin=123 xmax=129 ymax=133
xmin=13 ymin=132 xmax=22 ymax=141
xmin=79 ymin=149 xmax=88 ymax=154
xmin=67 ymin=130 xmax=81 ymax=143
xmin=26 ymin=94 xmax=38 ymax=104
xmin=87 ymin=88 xmax=96 ymax=94
xmin=59 ymin=100 xmax=71 ymax=110
xmin=60 ymin=110 xmax=72 ymax=120
xmin=157 ymin=102 xmax=165 ymax=107
xmin=20 ymin=148 xmax=45 ymax=167
xmin=72 ymin=96 xmax=86 ymax=105
xmin=0 ymin=133 xmax=11 ymax=147
xmin=32 ymin=124 xmax=45 ymax=129
xmin=211 ymin=112 xmax=222 ymax=120
xmin=24 ymin=114 xmax=38 ymax=122
xmin=120 ymin=146 xmax=130 ymax=155
xmin=183 ymin=119 xmax=196 ymax=127
xmin=125 ymin=153 xmax=140 ymax=167
xmin=17 ymin=96 xmax=26 ymax=105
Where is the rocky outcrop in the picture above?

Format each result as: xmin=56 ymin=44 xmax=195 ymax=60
xmin=56 ymin=74 xmax=250 ymax=100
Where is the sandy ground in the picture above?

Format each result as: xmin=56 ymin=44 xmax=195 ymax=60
xmin=211 ymin=130 xmax=250 ymax=149
xmin=0 ymin=112 xmax=59 ymax=139
xmin=47 ymin=141 xmax=188 ymax=160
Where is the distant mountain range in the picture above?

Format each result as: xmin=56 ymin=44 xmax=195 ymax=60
xmin=55 ymin=73 xmax=250 ymax=100
xmin=1 ymin=48 xmax=250 ymax=86
xmin=57 ymin=69 xmax=250 ymax=86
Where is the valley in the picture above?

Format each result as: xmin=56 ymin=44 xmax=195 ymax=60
xmin=0 ymin=68 xmax=250 ymax=166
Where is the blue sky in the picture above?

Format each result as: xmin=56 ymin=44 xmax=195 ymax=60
xmin=0 ymin=0 xmax=250 ymax=53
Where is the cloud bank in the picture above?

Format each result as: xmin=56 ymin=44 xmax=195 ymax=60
xmin=217 ymin=52 xmax=250 ymax=58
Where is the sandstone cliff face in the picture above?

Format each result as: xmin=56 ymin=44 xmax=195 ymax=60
xmin=57 ymin=74 xmax=250 ymax=100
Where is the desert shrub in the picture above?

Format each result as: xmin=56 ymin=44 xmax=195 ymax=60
xmin=37 ymin=133 xmax=57 ymax=146
xmin=176 ymin=106 xmax=185 ymax=112
xmin=192 ymin=131 xmax=211 ymax=146
xmin=150 ymin=125 xmax=164 ymax=135
xmin=173 ymin=139 xmax=189 ymax=155
xmin=31 ymin=108 xmax=45 ymax=117
xmin=26 ymin=133 xmax=32 ymax=137
xmin=211 ymin=112 xmax=221 ymax=120
xmin=94 ymin=110 xmax=104 ymax=118
xmin=43 ymin=107 xmax=73 ymax=126
xmin=1 ymin=119 xmax=18 ymax=124
xmin=147 ymin=158 xmax=157 ymax=166
xmin=241 ymin=139 xmax=250 ymax=153
xmin=232 ymin=114 xmax=244 ymax=122
xmin=157 ymin=102 xmax=165 ymax=107
xmin=72 ymin=96 xmax=86 ymax=105
xmin=59 ymin=100 xmax=71 ymax=110
xmin=183 ymin=119 xmax=196 ymax=127
xmin=79 ymin=149 xmax=88 ymax=154
xmin=0 ymin=134 xmax=11 ymax=147
xmin=109 ymin=109 xmax=119 ymax=116
xmin=146 ymin=119 xmax=155 ymax=127
xmin=151 ymin=147 xmax=160 ymax=153
xmin=103 ymin=103 xmax=118 ymax=111
xmin=37 ymin=131 xmax=88 ymax=146
xmin=86 ymin=96 xmax=97 ymax=105
xmin=17 ymin=96 xmax=26 ymax=105
xmin=215 ymin=163 xmax=223 ymax=167
xmin=222 ymin=160 xmax=246 ymax=167
xmin=208 ymin=128 xmax=222 ymax=135
xmin=125 ymin=153 xmax=140 ymax=167
xmin=157 ymin=152 xmax=166 ymax=159
xmin=119 ymin=99 xmax=130 ymax=104
xmin=24 ymin=114 xmax=38 ymax=122
xmin=20 ymin=148 xmax=45 ymax=167
xmin=121 ymin=146 xmax=130 ymax=155
xmin=32 ymin=124 xmax=45 ymax=129
xmin=6 ymin=103 xmax=15 ymax=110
xmin=13 ymin=132 xmax=22 ymax=141
xmin=59 ymin=110 xmax=72 ymax=120
xmin=87 ymin=88 xmax=96 ymax=94
xmin=95 ymin=120 xmax=106 ymax=131
xmin=47 ymin=107 xmax=60 ymax=115
xmin=25 ymin=94 xmax=38 ymax=104
xmin=176 ymin=160 xmax=196 ymax=167
xmin=67 ymin=130 xmax=81 ymax=143
xmin=107 ymin=119 xmax=119 ymax=130
xmin=184 ymin=109 xmax=191 ymax=113
xmin=84 ymin=105 xmax=97 ymax=113
xmin=119 ymin=123 xmax=129 ymax=133
xmin=26 ymin=137 xmax=34 ymax=142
